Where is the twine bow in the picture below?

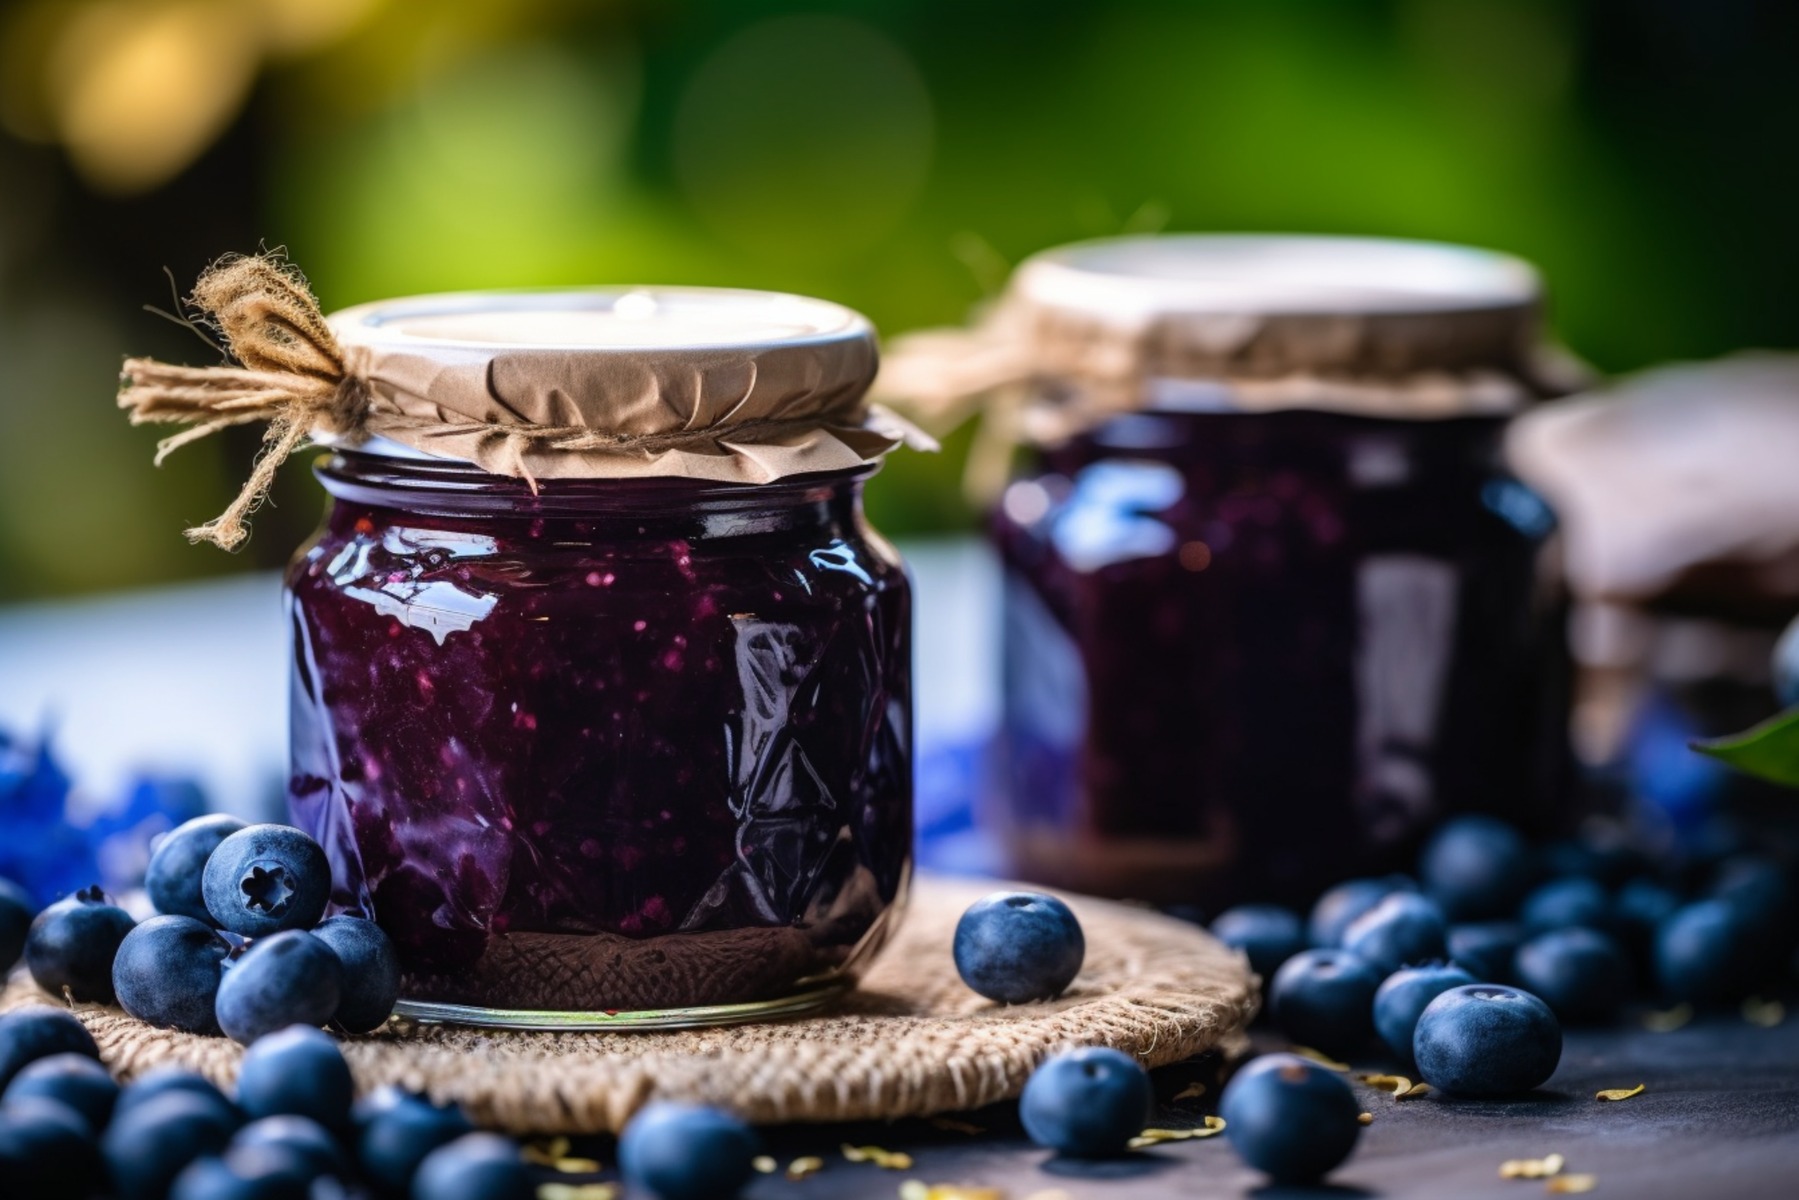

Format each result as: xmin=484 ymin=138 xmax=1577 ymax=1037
xmin=121 ymin=254 xmax=930 ymax=552
xmin=119 ymin=254 xmax=369 ymax=550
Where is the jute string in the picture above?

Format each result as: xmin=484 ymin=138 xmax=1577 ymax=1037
xmin=0 ymin=877 xmax=1256 ymax=1134
xmin=118 ymin=255 xmax=861 ymax=551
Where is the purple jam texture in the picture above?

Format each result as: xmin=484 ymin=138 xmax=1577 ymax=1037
xmin=286 ymin=455 xmax=912 ymax=1012
xmin=991 ymin=410 xmax=1569 ymax=910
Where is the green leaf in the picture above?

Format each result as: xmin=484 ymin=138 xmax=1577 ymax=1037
xmin=1692 ymin=707 xmax=1799 ymax=787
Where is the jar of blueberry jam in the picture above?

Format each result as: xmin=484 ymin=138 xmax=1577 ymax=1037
xmin=283 ymin=288 xmax=916 ymax=1027
xmin=981 ymin=236 xmax=1574 ymax=909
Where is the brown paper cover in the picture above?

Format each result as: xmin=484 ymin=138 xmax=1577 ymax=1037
xmin=328 ymin=287 xmax=927 ymax=484
xmin=877 ymin=234 xmax=1581 ymax=444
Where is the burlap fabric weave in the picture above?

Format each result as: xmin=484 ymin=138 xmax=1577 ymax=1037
xmin=0 ymin=876 xmax=1256 ymax=1134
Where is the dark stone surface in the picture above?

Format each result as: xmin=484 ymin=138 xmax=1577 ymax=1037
xmin=718 ymin=1007 xmax=1799 ymax=1200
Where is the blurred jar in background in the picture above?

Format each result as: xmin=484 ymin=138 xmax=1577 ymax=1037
xmin=1510 ymin=355 xmax=1799 ymax=869
xmin=894 ymin=235 xmax=1577 ymax=909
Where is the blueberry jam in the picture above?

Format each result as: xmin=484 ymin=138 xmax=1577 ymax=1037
xmin=991 ymin=409 xmax=1569 ymax=909
xmin=286 ymin=452 xmax=912 ymax=1015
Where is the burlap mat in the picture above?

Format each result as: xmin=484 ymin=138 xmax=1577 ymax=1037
xmin=1 ymin=876 xmax=1255 ymax=1134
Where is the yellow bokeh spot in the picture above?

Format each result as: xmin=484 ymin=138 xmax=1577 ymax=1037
xmin=49 ymin=0 xmax=260 ymax=194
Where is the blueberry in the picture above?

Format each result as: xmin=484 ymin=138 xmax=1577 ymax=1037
xmin=411 ymin=1132 xmax=533 ymax=1200
xmin=1709 ymin=856 xmax=1797 ymax=970
xmin=236 ymin=1026 xmax=354 ymax=1131
xmin=1447 ymin=921 xmax=1523 ymax=982
xmin=311 ymin=916 xmax=401 ymax=1033
xmin=1773 ymin=612 xmax=1799 ymax=707
xmin=1613 ymin=879 xmax=1681 ymax=949
xmin=1219 ymin=1053 xmax=1362 ymax=1183
xmin=1514 ymin=927 xmax=1632 ymax=1022
xmin=148 ymin=815 xmax=249 ymax=924
xmin=3 ymin=1052 xmax=118 ymax=1130
xmin=1210 ymin=905 xmax=1307 ymax=979
xmin=354 ymin=1086 xmax=474 ymax=1193
xmin=1541 ymin=822 xmax=1645 ymax=888
xmin=215 ymin=931 xmax=344 ymax=1045
xmin=170 ymin=1143 xmax=316 ymax=1200
xmin=1018 ymin=1046 xmax=1152 ymax=1158
xmin=1418 ymin=816 xmax=1531 ymax=920
xmin=0 ymin=876 xmax=34 ymax=972
xmin=1373 ymin=964 xmax=1476 ymax=1065
xmin=1307 ymin=876 xmax=1414 ymax=948
xmin=232 ymin=1116 xmax=349 ymax=1181
xmin=1413 ymin=985 xmax=1562 ymax=1096
xmin=114 ymin=1067 xmax=239 ymax=1128
xmin=1341 ymin=893 xmax=1448 ymax=973
xmin=0 ymin=1005 xmax=100 ymax=1091
xmin=1268 ymin=949 xmax=1382 ymax=1057
xmin=618 ymin=1101 xmax=758 ymax=1200
xmin=0 ymin=1095 xmax=103 ymax=1199
xmin=1655 ymin=899 xmax=1756 ymax=1005
xmin=953 ymin=891 xmax=1085 ymax=1004
xmin=1519 ymin=877 xmax=1611 ymax=934
xmin=114 ymin=915 xmax=233 ymax=1036
xmin=1709 ymin=856 xmax=1791 ymax=919
xmin=202 ymin=826 xmax=331 ymax=938
xmin=24 ymin=884 xmax=136 ymax=1003
xmin=103 ymin=1089 xmax=240 ymax=1200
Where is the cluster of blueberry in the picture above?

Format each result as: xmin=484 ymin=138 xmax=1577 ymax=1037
xmin=0 ymin=1002 xmax=765 ymax=1200
xmin=1193 ymin=812 xmax=1794 ymax=1181
xmin=0 ymin=1007 xmax=519 ymax=1199
xmin=949 ymin=814 xmax=1795 ymax=1188
xmin=950 ymin=889 xmax=1373 ymax=1184
xmin=1 ymin=817 xmax=399 ymax=1045
xmin=5 ymin=806 xmax=1788 ymax=1196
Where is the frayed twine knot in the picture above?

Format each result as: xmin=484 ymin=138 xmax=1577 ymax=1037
xmin=119 ymin=253 xmax=363 ymax=550
xmin=122 ymin=252 xmax=929 ymax=552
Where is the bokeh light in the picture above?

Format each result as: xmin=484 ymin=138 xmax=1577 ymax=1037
xmin=0 ymin=0 xmax=1794 ymax=598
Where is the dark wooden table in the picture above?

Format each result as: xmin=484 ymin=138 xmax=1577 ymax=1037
xmin=731 ymin=1007 xmax=1799 ymax=1200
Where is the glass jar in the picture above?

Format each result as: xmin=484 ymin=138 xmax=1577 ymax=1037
xmin=287 ymin=454 xmax=911 ymax=1025
xmin=277 ymin=286 xmax=917 ymax=1028
xmin=976 ymin=236 xmax=1574 ymax=909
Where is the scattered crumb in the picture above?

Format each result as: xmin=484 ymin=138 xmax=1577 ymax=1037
xmin=528 ymin=1138 xmax=571 ymax=1161
xmin=843 ymin=1144 xmax=915 ymax=1170
xmin=1358 ymin=1112 xmax=1374 ymax=1125
xmin=787 ymin=1156 xmax=825 ymax=1181
xmin=752 ymin=1156 xmax=777 ymax=1174
xmin=1642 ymin=1004 xmax=1693 ymax=1033
xmin=1357 ymin=1073 xmax=1412 ymax=1094
xmin=536 ymin=1184 xmax=617 ymax=1200
xmin=1127 ymin=1116 xmax=1226 ymax=1150
xmin=1546 ymin=1174 xmax=1597 ymax=1194
xmin=1743 ymin=997 xmax=1786 ymax=1028
xmin=522 ymin=1137 xmax=599 ymax=1174
xmin=1595 ymin=1084 xmax=1645 ymax=1102
xmin=1172 ymin=1082 xmax=1208 ymax=1102
xmin=1360 ymin=1073 xmax=1430 ymax=1099
xmin=554 ymin=1157 xmax=601 ymax=1173
xmin=899 ymin=1184 xmax=1003 ymax=1200
xmin=1500 ymin=1153 xmax=1566 ymax=1179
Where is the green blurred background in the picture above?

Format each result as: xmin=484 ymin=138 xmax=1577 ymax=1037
xmin=0 ymin=0 xmax=1795 ymax=600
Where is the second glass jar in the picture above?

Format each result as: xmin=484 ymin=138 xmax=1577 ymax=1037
xmin=992 ymin=409 xmax=1568 ymax=908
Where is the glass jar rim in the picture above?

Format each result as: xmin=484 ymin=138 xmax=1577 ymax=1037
xmin=314 ymin=447 xmax=878 ymax=519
